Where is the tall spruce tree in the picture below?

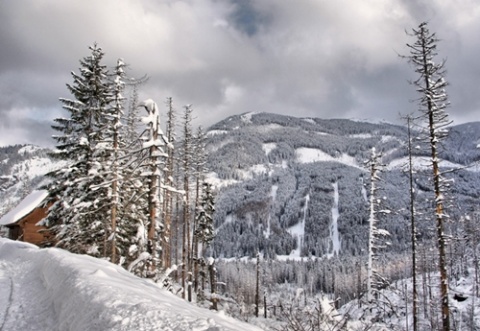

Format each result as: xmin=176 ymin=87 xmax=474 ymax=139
xmin=405 ymin=22 xmax=452 ymax=331
xmin=194 ymin=182 xmax=215 ymax=249
xmin=45 ymin=44 xmax=113 ymax=255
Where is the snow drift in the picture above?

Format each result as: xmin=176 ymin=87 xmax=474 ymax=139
xmin=0 ymin=238 xmax=261 ymax=331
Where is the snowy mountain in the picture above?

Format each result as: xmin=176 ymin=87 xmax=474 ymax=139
xmin=0 ymin=238 xmax=261 ymax=331
xmin=2 ymin=115 xmax=480 ymax=261
xmin=205 ymin=112 xmax=480 ymax=260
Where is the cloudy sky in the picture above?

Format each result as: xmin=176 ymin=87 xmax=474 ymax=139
xmin=0 ymin=0 xmax=479 ymax=147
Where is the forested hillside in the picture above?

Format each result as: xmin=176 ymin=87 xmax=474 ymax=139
xmin=205 ymin=112 xmax=480 ymax=260
xmin=2 ymin=113 xmax=479 ymax=265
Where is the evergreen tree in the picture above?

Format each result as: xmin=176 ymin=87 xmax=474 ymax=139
xmin=194 ymin=182 xmax=216 ymax=248
xmin=45 ymin=44 xmax=113 ymax=255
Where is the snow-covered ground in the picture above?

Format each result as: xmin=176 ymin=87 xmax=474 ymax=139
xmin=340 ymin=271 xmax=480 ymax=331
xmin=262 ymin=143 xmax=276 ymax=156
xmin=295 ymin=147 xmax=362 ymax=169
xmin=0 ymin=238 xmax=262 ymax=331
xmin=282 ymin=193 xmax=309 ymax=260
xmin=327 ymin=182 xmax=341 ymax=257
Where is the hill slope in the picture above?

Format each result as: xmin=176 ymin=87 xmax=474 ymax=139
xmin=1 ymin=113 xmax=480 ymax=261
xmin=204 ymin=112 xmax=480 ymax=259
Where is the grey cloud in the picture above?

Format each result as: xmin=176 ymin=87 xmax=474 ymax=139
xmin=0 ymin=0 xmax=479 ymax=147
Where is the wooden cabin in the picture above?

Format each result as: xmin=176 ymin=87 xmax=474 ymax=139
xmin=0 ymin=190 xmax=53 ymax=247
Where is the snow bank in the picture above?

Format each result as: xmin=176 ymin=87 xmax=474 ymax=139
xmin=0 ymin=239 xmax=262 ymax=331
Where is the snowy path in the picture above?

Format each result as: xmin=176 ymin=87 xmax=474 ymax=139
xmin=0 ymin=239 xmax=262 ymax=331
xmin=0 ymin=262 xmax=13 ymax=331
xmin=0 ymin=259 xmax=57 ymax=331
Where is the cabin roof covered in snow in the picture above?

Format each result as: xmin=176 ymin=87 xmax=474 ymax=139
xmin=0 ymin=190 xmax=48 ymax=226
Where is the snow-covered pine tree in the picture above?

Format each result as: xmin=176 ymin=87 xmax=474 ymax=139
xmin=194 ymin=182 xmax=215 ymax=249
xmin=193 ymin=181 xmax=215 ymax=297
xmin=405 ymin=22 xmax=452 ymax=331
xmin=137 ymin=99 xmax=169 ymax=276
xmin=45 ymin=44 xmax=114 ymax=256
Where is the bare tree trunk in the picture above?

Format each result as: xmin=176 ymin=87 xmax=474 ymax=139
xmin=255 ymin=252 xmax=260 ymax=318
xmin=162 ymin=97 xmax=175 ymax=269
xmin=406 ymin=116 xmax=418 ymax=331
xmin=181 ymin=105 xmax=193 ymax=301
xmin=210 ymin=259 xmax=218 ymax=310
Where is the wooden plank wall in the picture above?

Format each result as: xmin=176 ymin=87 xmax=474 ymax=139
xmin=19 ymin=206 xmax=52 ymax=246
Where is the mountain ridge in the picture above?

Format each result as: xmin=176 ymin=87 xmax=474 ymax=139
xmin=1 ymin=112 xmax=479 ymax=261
xmin=204 ymin=112 xmax=480 ymax=259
